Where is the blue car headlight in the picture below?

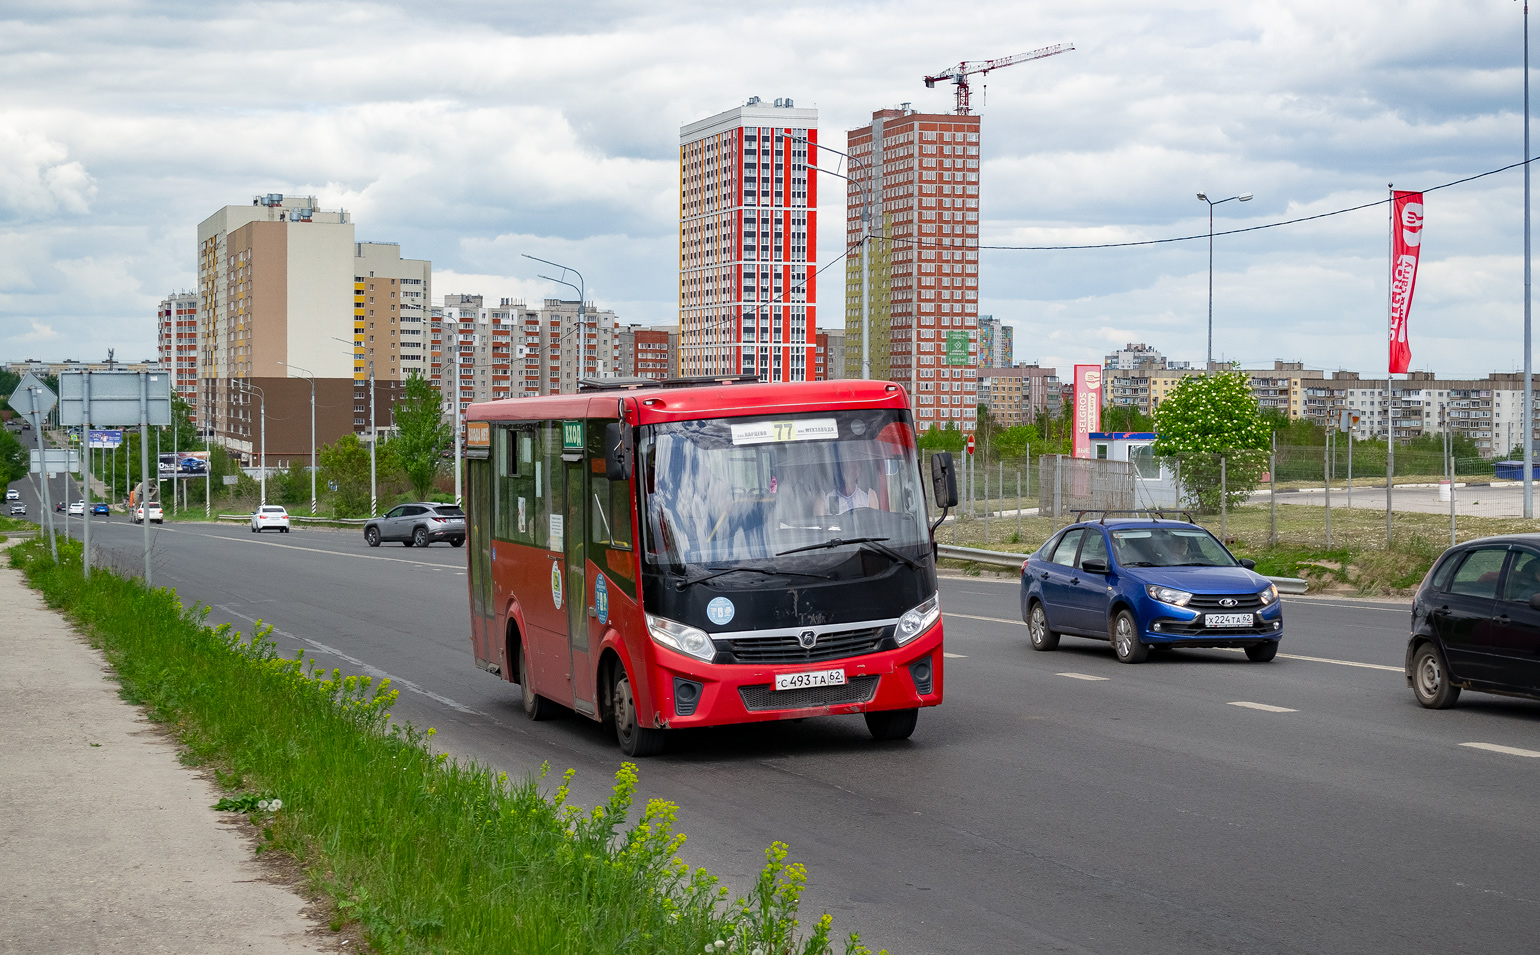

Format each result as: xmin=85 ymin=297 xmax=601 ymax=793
xmin=1146 ymin=584 xmax=1193 ymax=607
xmin=1257 ymin=583 xmax=1279 ymax=606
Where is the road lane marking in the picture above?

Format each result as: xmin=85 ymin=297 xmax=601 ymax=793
xmin=105 ymin=521 xmax=458 ymax=569
xmin=1057 ymin=672 xmax=1108 ymax=681
xmin=216 ymin=605 xmax=484 ymax=716
xmin=1228 ymin=701 xmax=1297 ymax=713
xmin=943 ymin=652 xmax=967 ymax=658
xmin=1461 ymin=742 xmax=1540 ymax=758
xmin=1278 ymin=652 xmax=1401 ymax=672
xmin=945 ymin=612 xmax=1027 ymax=627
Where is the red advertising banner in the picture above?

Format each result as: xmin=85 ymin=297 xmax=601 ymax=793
xmin=1389 ymin=190 xmax=1424 ymax=375
xmin=1073 ymin=364 xmax=1102 ymax=459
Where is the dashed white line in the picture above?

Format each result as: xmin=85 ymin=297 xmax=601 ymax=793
xmin=1057 ymin=672 xmax=1109 ymax=682
xmin=943 ymin=652 xmax=967 ymax=659
xmin=1228 ymin=701 xmax=1297 ymax=713
xmin=1461 ymin=742 xmax=1540 ymax=758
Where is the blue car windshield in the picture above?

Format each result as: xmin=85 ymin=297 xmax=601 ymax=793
xmin=1110 ymin=527 xmax=1235 ymax=568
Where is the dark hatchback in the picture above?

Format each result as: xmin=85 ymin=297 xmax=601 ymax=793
xmin=1407 ymin=534 xmax=1540 ymax=708
xmin=1020 ymin=518 xmax=1284 ymax=663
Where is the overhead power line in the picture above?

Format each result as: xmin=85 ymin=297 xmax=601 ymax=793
xmin=888 ymin=156 xmax=1539 ymax=252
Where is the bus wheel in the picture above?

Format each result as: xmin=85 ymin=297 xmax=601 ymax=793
xmin=613 ymin=666 xmax=666 ymax=757
xmin=519 ymin=643 xmax=556 ymax=721
xmin=865 ymin=708 xmax=918 ymax=741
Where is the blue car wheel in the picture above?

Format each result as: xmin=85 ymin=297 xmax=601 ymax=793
xmin=1112 ymin=610 xmax=1148 ymax=664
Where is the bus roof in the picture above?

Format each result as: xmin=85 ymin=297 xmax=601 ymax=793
xmin=467 ymin=378 xmax=911 ymax=426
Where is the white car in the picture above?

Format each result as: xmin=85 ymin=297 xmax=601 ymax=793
xmin=133 ymin=503 xmax=164 ymax=524
xmin=4 ymin=488 xmax=18 ymax=501
xmin=67 ymin=501 xmax=84 ymax=516
xmin=251 ymin=505 xmax=291 ymax=533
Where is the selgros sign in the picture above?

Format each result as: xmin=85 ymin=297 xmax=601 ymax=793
xmin=1073 ymin=365 xmax=1103 ymax=460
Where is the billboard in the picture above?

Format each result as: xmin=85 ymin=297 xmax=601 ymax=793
xmin=944 ymin=331 xmax=970 ymax=366
xmin=158 ymin=450 xmax=210 ymax=479
xmin=88 ymin=429 xmax=123 ymax=449
xmin=1072 ymin=365 xmax=1103 ymax=459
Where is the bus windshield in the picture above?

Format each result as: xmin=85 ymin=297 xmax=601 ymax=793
xmin=639 ymin=410 xmax=929 ymax=575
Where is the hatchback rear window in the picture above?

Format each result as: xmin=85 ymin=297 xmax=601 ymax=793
xmin=433 ymin=507 xmax=465 ymax=517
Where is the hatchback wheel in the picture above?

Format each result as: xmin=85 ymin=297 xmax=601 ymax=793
xmin=364 ymin=527 xmax=380 ymax=547
xmin=1412 ymin=642 xmax=1461 ymax=709
xmin=1028 ymin=602 xmax=1060 ymax=651
xmin=1111 ymin=610 xmax=1148 ymax=663
xmin=413 ymin=527 xmax=429 ymax=548
xmin=613 ymin=665 xmax=666 ymax=756
xmin=451 ymin=537 xmax=464 ymax=547
xmin=1245 ymin=641 xmax=1279 ymax=662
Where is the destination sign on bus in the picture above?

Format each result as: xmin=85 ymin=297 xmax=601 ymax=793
xmin=729 ymin=418 xmax=838 ymax=445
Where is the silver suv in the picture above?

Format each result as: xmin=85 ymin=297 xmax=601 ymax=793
xmin=363 ymin=503 xmax=466 ymax=548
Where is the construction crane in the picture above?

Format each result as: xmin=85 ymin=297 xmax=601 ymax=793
xmin=923 ymin=42 xmax=1074 ymax=114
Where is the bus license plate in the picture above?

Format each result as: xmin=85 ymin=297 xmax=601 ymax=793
xmin=775 ymin=668 xmax=847 ymax=691
xmin=1205 ymin=613 xmax=1255 ymax=628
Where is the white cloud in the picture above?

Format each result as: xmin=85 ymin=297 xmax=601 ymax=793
xmin=0 ymin=126 xmax=96 ymax=218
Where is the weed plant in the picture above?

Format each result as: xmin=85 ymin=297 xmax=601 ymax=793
xmin=10 ymin=538 xmax=880 ymax=955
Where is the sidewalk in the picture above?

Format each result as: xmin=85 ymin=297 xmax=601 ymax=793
xmin=0 ymin=541 xmax=327 ymax=955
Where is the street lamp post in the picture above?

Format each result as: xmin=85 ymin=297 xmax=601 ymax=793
xmin=332 ymin=336 xmax=376 ymax=516
xmin=1196 ymin=191 xmax=1253 ymax=370
xmin=1524 ymin=0 xmax=1534 ymax=518
xmin=278 ymin=361 xmax=316 ymax=514
xmin=240 ymin=381 xmax=266 ymax=505
xmin=524 ymin=254 xmax=589 ymax=380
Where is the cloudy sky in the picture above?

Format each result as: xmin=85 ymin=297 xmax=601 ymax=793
xmin=0 ymin=0 xmax=1534 ymax=378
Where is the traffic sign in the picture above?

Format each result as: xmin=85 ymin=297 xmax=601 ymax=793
xmin=58 ymin=370 xmax=171 ymax=427
xmin=9 ymin=372 xmax=56 ymax=419
xmin=966 ymin=433 xmax=976 ymax=455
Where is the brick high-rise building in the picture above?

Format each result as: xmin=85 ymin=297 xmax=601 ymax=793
xmin=845 ymin=107 xmax=982 ymax=431
xmin=678 ymin=97 xmax=818 ymax=381
xmin=156 ymin=291 xmax=198 ymax=413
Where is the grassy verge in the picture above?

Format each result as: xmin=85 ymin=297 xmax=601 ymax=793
xmin=936 ymin=503 xmax=1540 ymax=596
xmin=10 ymin=538 xmax=880 ymax=955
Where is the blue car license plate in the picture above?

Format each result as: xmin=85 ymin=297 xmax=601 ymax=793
xmin=1205 ymin=613 xmax=1254 ymax=628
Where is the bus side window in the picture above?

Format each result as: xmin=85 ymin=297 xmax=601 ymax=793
xmin=587 ymin=419 xmax=636 ymax=595
xmin=539 ymin=422 xmax=562 ymax=551
xmin=494 ymin=425 xmax=537 ymax=544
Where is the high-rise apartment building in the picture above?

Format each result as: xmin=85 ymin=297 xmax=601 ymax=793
xmin=678 ymin=97 xmax=818 ymax=381
xmin=157 ymin=291 xmax=198 ymax=412
xmin=430 ymin=297 xmax=621 ymax=419
xmin=845 ymin=107 xmax=982 ymax=431
xmin=978 ymin=315 xmax=1012 ymax=369
xmin=622 ymin=326 xmax=674 ymax=380
xmin=196 ymin=194 xmax=426 ymax=466
xmin=355 ymin=242 xmax=432 ymax=381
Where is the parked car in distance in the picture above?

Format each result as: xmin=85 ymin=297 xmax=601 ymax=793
xmin=4 ymin=488 xmax=18 ymax=501
xmin=8 ymin=502 xmax=25 ymax=516
xmin=91 ymin=502 xmax=110 ymax=516
xmin=251 ymin=505 xmax=291 ymax=533
xmin=133 ymin=502 xmax=164 ymax=524
xmin=67 ymin=501 xmax=84 ymax=516
xmin=1021 ymin=516 xmax=1284 ymax=664
xmin=363 ymin=503 xmax=466 ymax=548
xmin=55 ymin=500 xmax=67 ymax=511
xmin=180 ymin=457 xmax=208 ymax=473
xmin=1407 ymin=534 xmax=1540 ymax=708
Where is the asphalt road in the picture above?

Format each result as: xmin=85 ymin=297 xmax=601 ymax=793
xmin=10 ymin=473 xmax=1540 ymax=954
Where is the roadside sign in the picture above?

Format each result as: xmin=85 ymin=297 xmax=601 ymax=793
xmin=158 ymin=450 xmax=209 ymax=479
xmin=30 ymin=449 xmax=80 ymax=474
xmin=57 ymin=370 xmax=171 ymax=427
xmin=944 ymin=331 xmax=970 ymax=366
xmin=9 ymin=372 xmax=56 ymax=418
xmin=223 ymin=475 xmax=238 ymax=486
xmin=88 ymin=429 xmax=122 ymax=449
xmin=965 ymin=433 xmax=976 ymax=456
xmin=562 ymin=420 xmax=584 ymax=451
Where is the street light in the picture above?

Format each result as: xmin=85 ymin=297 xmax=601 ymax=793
xmin=331 ymin=336 xmax=376 ymax=516
xmin=239 ymin=380 xmax=266 ymax=505
xmin=277 ymin=361 xmax=316 ymax=515
xmin=1196 ymin=191 xmax=1253 ymax=370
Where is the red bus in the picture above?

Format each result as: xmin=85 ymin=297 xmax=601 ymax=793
xmin=463 ymin=377 xmax=958 ymax=756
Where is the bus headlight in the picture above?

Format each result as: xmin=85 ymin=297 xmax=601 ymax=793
xmin=896 ymin=593 xmax=941 ymax=645
xmin=646 ymin=613 xmax=717 ymax=663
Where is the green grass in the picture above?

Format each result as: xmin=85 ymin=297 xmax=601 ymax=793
xmin=10 ymin=539 xmax=880 ymax=955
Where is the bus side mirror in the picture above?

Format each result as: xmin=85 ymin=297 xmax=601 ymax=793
xmin=605 ymin=422 xmax=632 ymax=481
xmin=931 ymin=452 xmax=959 ymax=508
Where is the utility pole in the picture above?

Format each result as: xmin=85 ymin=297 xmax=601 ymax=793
xmin=31 ymin=387 xmax=56 ymax=560
xmin=1526 ymin=1 xmax=1534 ymax=517
xmin=370 ymin=360 xmax=377 ymax=517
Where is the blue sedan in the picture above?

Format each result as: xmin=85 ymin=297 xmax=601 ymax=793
xmin=1020 ymin=518 xmax=1283 ymax=663
xmin=91 ymin=502 xmax=110 ymax=516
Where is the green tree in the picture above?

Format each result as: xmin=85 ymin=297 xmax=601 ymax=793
xmin=1153 ymin=371 xmax=1270 ymax=513
xmin=391 ymin=374 xmax=451 ymax=500
xmin=319 ymin=433 xmax=371 ymax=518
xmin=0 ymin=427 xmax=27 ymax=483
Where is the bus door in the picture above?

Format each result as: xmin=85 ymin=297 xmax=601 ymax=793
xmin=562 ymin=421 xmax=597 ymax=716
xmin=466 ymin=451 xmax=493 ymax=670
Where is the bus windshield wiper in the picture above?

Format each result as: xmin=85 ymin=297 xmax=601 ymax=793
xmin=776 ymin=536 xmax=919 ymax=570
xmin=675 ymin=565 xmax=831 ymax=590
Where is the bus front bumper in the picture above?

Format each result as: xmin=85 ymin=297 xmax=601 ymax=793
xmin=647 ymin=622 xmax=945 ymax=729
